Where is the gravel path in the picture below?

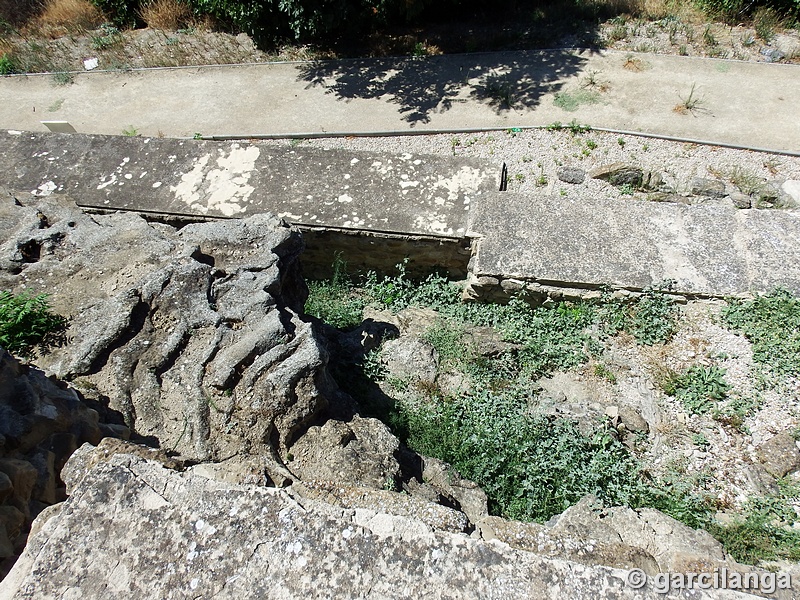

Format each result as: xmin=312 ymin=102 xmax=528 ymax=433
xmin=262 ymin=128 xmax=800 ymax=202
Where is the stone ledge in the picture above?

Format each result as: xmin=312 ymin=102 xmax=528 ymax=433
xmin=0 ymin=130 xmax=502 ymax=239
xmin=467 ymin=192 xmax=800 ymax=299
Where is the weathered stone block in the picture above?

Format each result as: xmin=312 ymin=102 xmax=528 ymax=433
xmin=756 ymin=432 xmax=800 ymax=478
xmin=691 ymin=177 xmax=726 ymax=198
xmin=589 ymin=163 xmax=643 ymax=187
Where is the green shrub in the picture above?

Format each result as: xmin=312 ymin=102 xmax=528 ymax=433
xmin=722 ymin=288 xmax=800 ymax=379
xmin=0 ymin=291 xmax=69 ymax=359
xmin=643 ymin=464 xmax=716 ymax=529
xmin=597 ymin=285 xmax=679 ymax=346
xmin=626 ymin=285 xmax=679 ymax=345
xmin=90 ymin=0 xmax=141 ymax=28
xmin=188 ymin=0 xmax=275 ymax=41
xmin=695 ymin=0 xmax=799 ymax=21
xmin=186 ymin=0 xmax=434 ymax=45
xmin=0 ymin=53 xmax=17 ymax=75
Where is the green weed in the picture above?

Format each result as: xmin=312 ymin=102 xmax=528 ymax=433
xmin=52 ymin=71 xmax=74 ymax=85
xmin=594 ymin=363 xmax=617 ymax=383
xmin=664 ymin=365 xmax=730 ymax=414
xmin=391 ymin=385 xmax=650 ymax=522
xmin=709 ymin=485 xmax=800 ymax=564
xmin=553 ymin=89 xmax=601 ymax=112
xmin=753 ymin=7 xmax=780 ymax=42
xmin=722 ymin=289 xmax=800 ymax=379
xmin=600 ymin=284 xmax=679 ymax=346
xmin=304 ymin=253 xmax=365 ymax=330
xmin=618 ymin=183 xmax=635 ymax=195
xmin=364 ymin=259 xmax=459 ymax=312
xmin=644 ymin=462 xmax=716 ymax=529
xmin=91 ymin=24 xmax=123 ymax=50
xmin=702 ymin=24 xmax=718 ymax=47
xmin=675 ymin=83 xmax=705 ymax=115
xmin=422 ymin=319 xmax=471 ymax=370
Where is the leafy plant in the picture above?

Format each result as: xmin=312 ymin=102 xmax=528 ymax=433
xmin=702 ymin=24 xmax=718 ymax=47
xmin=664 ymin=365 xmax=730 ymax=414
xmin=644 ymin=463 xmax=716 ymax=529
xmin=90 ymin=0 xmax=142 ymax=28
xmin=122 ymin=125 xmax=139 ymax=136
xmin=618 ymin=183 xmax=635 ymax=195
xmin=534 ymin=164 xmax=547 ymax=187
xmin=422 ymin=319 xmax=471 ymax=369
xmin=616 ymin=284 xmax=679 ymax=345
xmin=361 ymin=347 xmax=387 ymax=381
xmin=567 ymin=119 xmax=591 ymax=135
xmin=753 ymin=7 xmax=780 ymax=42
xmin=91 ymin=24 xmax=123 ymax=49
xmin=392 ymin=385 xmax=651 ymax=522
xmin=593 ymin=363 xmax=617 ymax=383
xmin=0 ymin=291 xmax=69 ymax=358
xmin=482 ymin=75 xmax=516 ymax=109
xmin=363 ymin=259 xmax=459 ymax=312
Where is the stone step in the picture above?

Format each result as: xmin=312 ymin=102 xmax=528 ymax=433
xmin=466 ymin=191 xmax=800 ymax=299
xmin=0 ymin=130 xmax=502 ymax=239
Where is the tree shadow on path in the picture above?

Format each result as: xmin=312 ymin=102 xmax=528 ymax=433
xmin=296 ymin=50 xmax=592 ymax=126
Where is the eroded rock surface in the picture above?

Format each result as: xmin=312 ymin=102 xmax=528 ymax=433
xmin=0 ymin=195 xmax=333 ymax=474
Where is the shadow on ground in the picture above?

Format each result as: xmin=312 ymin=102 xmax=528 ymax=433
xmin=296 ymin=50 xmax=592 ymax=125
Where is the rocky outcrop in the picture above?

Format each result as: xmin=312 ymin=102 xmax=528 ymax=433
xmin=0 ymin=450 xmax=769 ymax=600
xmin=0 ymin=195 xmax=340 ymax=478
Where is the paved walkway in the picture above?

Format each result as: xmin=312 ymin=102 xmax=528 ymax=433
xmin=0 ymin=49 xmax=798 ymax=152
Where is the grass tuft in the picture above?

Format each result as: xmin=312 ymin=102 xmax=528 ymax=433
xmin=35 ymin=0 xmax=105 ymax=36
xmin=138 ymin=0 xmax=192 ymax=30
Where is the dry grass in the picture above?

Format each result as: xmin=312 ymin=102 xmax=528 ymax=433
xmin=623 ymin=55 xmax=646 ymax=70
xmin=34 ymin=0 xmax=105 ymax=37
xmin=138 ymin=0 xmax=192 ymax=30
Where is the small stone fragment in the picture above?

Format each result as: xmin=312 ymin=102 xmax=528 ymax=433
xmin=728 ymin=192 xmax=751 ymax=209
